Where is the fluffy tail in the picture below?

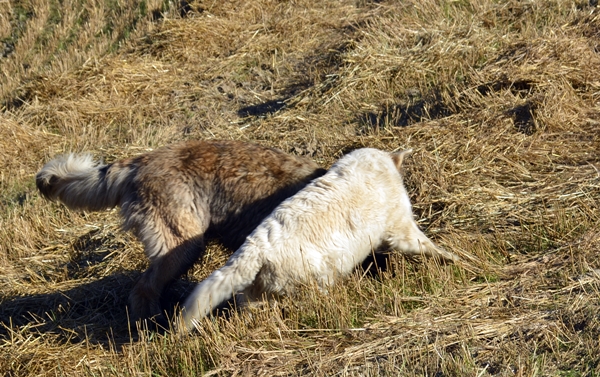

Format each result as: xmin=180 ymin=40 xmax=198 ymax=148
xmin=180 ymin=244 xmax=263 ymax=331
xmin=36 ymin=153 xmax=133 ymax=211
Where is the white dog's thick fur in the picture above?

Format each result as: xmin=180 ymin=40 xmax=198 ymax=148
xmin=180 ymin=148 xmax=459 ymax=330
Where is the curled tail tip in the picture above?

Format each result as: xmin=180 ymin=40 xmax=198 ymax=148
xmin=59 ymin=153 xmax=97 ymax=169
xmin=38 ymin=153 xmax=98 ymax=177
xmin=35 ymin=172 xmax=57 ymax=200
xmin=35 ymin=153 xmax=98 ymax=200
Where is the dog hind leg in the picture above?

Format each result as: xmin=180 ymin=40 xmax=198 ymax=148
xmin=388 ymin=222 xmax=459 ymax=263
xmin=129 ymin=207 xmax=209 ymax=326
xmin=129 ymin=236 xmax=205 ymax=328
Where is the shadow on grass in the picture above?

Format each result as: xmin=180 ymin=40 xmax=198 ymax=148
xmin=356 ymin=91 xmax=453 ymax=134
xmin=236 ymin=41 xmax=353 ymax=119
xmin=0 ymin=254 xmax=395 ymax=348
xmin=238 ymin=99 xmax=287 ymax=117
xmin=0 ymin=272 xmax=198 ymax=348
xmin=356 ymin=77 xmax=540 ymax=135
xmin=360 ymin=252 xmax=395 ymax=276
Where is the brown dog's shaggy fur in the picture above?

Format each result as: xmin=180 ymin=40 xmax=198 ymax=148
xmin=36 ymin=140 xmax=326 ymax=322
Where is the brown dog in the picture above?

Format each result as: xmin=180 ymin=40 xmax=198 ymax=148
xmin=36 ymin=140 xmax=325 ymax=323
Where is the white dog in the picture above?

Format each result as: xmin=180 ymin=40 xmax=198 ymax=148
xmin=180 ymin=148 xmax=459 ymax=330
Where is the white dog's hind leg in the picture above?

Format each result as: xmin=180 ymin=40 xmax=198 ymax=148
xmin=389 ymin=223 xmax=459 ymax=263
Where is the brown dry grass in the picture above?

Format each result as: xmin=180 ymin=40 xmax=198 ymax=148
xmin=1 ymin=0 xmax=599 ymax=375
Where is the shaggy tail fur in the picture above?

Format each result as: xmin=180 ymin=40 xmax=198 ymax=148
xmin=36 ymin=153 xmax=132 ymax=211
xmin=180 ymin=244 xmax=263 ymax=331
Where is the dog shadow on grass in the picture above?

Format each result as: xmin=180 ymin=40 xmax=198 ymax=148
xmin=0 ymin=229 xmax=201 ymax=348
xmin=0 ymin=251 xmax=394 ymax=349
xmin=0 ymin=271 xmax=199 ymax=348
xmin=0 ymin=272 xmax=211 ymax=349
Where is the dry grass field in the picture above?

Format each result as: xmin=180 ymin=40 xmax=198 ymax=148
xmin=1 ymin=0 xmax=599 ymax=375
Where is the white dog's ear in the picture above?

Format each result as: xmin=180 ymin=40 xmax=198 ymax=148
xmin=391 ymin=149 xmax=413 ymax=170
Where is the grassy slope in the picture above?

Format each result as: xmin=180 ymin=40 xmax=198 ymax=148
xmin=1 ymin=0 xmax=599 ymax=375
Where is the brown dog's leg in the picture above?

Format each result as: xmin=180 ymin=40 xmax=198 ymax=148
xmin=129 ymin=204 xmax=209 ymax=325
xmin=129 ymin=236 xmax=205 ymax=326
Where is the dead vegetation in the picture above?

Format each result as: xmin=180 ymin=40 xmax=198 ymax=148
xmin=1 ymin=0 xmax=599 ymax=375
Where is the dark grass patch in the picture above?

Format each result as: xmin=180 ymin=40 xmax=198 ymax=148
xmin=55 ymin=3 xmax=90 ymax=54
xmin=238 ymin=99 xmax=287 ymax=117
xmin=237 ymin=41 xmax=354 ymax=118
xmin=0 ymin=190 xmax=32 ymax=212
xmin=0 ymin=274 xmax=134 ymax=345
xmin=34 ymin=0 xmax=63 ymax=54
xmin=0 ymin=3 xmax=35 ymax=59
xmin=0 ymin=272 xmax=199 ymax=345
xmin=506 ymin=101 xmax=536 ymax=135
xmin=104 ymin=0 xmax=163 ymax=53
xmin=356 ymin=91 xmax=453 ymax=134
xmin=2 ymin=86 xmax=39 ymax=111
xmin=461 ymin=74 xmax=539 ymax=135
xmin=178 ymin=0 xmax=204 ymax=17
xmin=0 ymin=181 xmax=37 ymax=213
xmin=476 ymin=76 xmax=534 ymax=98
